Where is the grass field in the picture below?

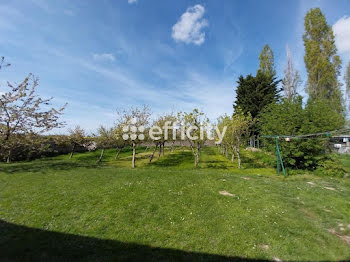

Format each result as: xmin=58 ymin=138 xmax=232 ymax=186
xmin=0 ymin=147 xmax=350 ymax=261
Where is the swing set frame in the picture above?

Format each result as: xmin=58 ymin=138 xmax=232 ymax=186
xmin=260 ymin=130 xmax=341 ymax=177
xmin=260 ymin=136 xmax=287 ymax=176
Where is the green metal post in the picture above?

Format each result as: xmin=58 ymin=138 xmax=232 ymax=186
xmin=261 ymin=135 xmax=287 ymax=177
xmin=279 ymin=149 xmax=286 ymax=176
xmin=276 ymin=138 xmax=286 ymax=177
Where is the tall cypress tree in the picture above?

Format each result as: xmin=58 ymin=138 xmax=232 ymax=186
xmin=233 ymin=71 xmax=280 ymax=135
xmin=258 ymin=44 xmax=276 ymax=77
xmin=303 ymin=8 xmax=343 ymax=112
xmin=345 ymin=61 xmax=350 ymax=111
xmin=345 ymin=61 xmax=350 ymax=98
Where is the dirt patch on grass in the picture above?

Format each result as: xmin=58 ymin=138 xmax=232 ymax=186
xmin=219 ymin=191 xmax=235 ymax=197
xmin=324 ymin=187 xmax=336 ymax=191
xmin=328 ymin=228 xmax=350 ymax=245
xmin=259 ymin=244 xmax=269 ymax=251
xmin=246 ymin=147 xmax=262 ymax=152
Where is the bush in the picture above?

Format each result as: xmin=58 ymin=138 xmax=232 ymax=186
xmin=260 ymin=96 xmax=345 ymax=170
xmin=240 ymin=148 xmax=275 ymax=169
xmin=0 ymin=134 xmax=72 ymax=162
xmin=314 ymin=158 xmax=346 ymax=177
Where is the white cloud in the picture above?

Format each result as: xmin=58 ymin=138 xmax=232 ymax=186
xmin=76 ymin=53 xmax=232 ymax=122
xmin=171 ymin=4 xmax=208 ymax=46
xmin=92 ymin=53 xmax=116 ymax=62
xmin=128 ymin=0 xmax=137 ymax=4
xmin=173 ymin=71 xmax=234 ymax=120
xmin=333 ymin=16 xmax=350 ymax=56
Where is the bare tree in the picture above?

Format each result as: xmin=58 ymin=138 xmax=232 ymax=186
xmin=0 ymin=58 xmax=66 ymax=163
xmin=0 ymin=57 xmax=10 ymax=70
xmin=149 ymin=113 xmax=177 ymax=163
xmin=114 ymin=124 xmax=127 ymax=160
xmin=217 ymin=109 xmax=251 ymax=168
xmin=95 ymin=126 xmax=115 ymax=163
xmin=178 ymin=109 xmax=208 ymax=168
xmin=217 ymin=115 xmax=231 ymax=161
xmin=116 ymin=105 xmax=151 ymax=168
xmin=68 ymin=126 xmax=86 ymax=159
xmin=229 ymin=109 xmax=252 ymax=168
xmin=282 ymin=45 xmax=301 ymax=100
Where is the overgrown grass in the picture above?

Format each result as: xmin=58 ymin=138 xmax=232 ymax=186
xmin=0 ymin=147 xmax=349 ymax=261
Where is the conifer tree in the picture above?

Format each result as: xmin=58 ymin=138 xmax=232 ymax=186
xmin=258 ymin=44 xmax=276 ymax=76
xmin=303 ymin=8 xmax=343 ymax=112
xmin=345 ymin=61 xmax=350 ymax=109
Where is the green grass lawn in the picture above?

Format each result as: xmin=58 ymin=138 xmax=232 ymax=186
xmin=0 ymin=147 xmax=349 ymax=261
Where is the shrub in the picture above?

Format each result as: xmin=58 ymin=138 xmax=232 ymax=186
xmin=314 ymin=158 xmax=346 ymax=177
xmin=0 ymin=134 xmax=72 ymax=162
xmin=260 ymin=96 xmax=344 ymax=170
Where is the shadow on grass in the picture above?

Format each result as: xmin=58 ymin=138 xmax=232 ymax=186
xmin=200 ymin=147 xmax=231 ymax=169
xmin=152 ymin=151 xmax=194 ymax=167
xmin=240 ymin=154 xmax=267 ymax=169
xmin=153 ymin=149 xmax=231 ymax=170
xmin=0 ymin=219 xmax=271 ymax=262
xmin=204 ymin=160 xmax=230 ymax=169
xmin=0 ymin=148 xmax=139 ymax=174
xmin=0 ymin=159 xmax=100 ymax=174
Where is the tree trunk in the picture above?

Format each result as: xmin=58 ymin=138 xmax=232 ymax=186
xmin=115 ymin=147 xmax=122 ymax=160
xmin=97 ymin=148 xmax=105 ymax=163
xmin=171 ymin=141 xmax=175 ymax=152
xmin=225 ymin=146 xmax=228 ymax=158
xmin=189 ymin=142 xmax=199 ymax=168
xmin=69 ymin=143 xmax=76 ymax=159
xmin=6 ymin=150 xmax=11 ymax=163
xmin=162 ymin=142 xmax=165 ymax=156
xmin=132 ymin=143 xmax=136 ymax=168
xmin=249 ymin=137 xmax=253 ymax=147
xmin=158 ymin=143 xmax=162 ymax=159
xmin=149 ymin=143 xmax=158 ymax=163
xmin=236 ymin=146 xmax=241 ymax=169
xmin=231 ymin=146 xmax=235 ymax=163
xmin=195 ymin=145 xmax=200 ymax=168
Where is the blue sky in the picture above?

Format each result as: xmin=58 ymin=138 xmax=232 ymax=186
xmin=0 ymin=0 xmax=349 ymax=133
